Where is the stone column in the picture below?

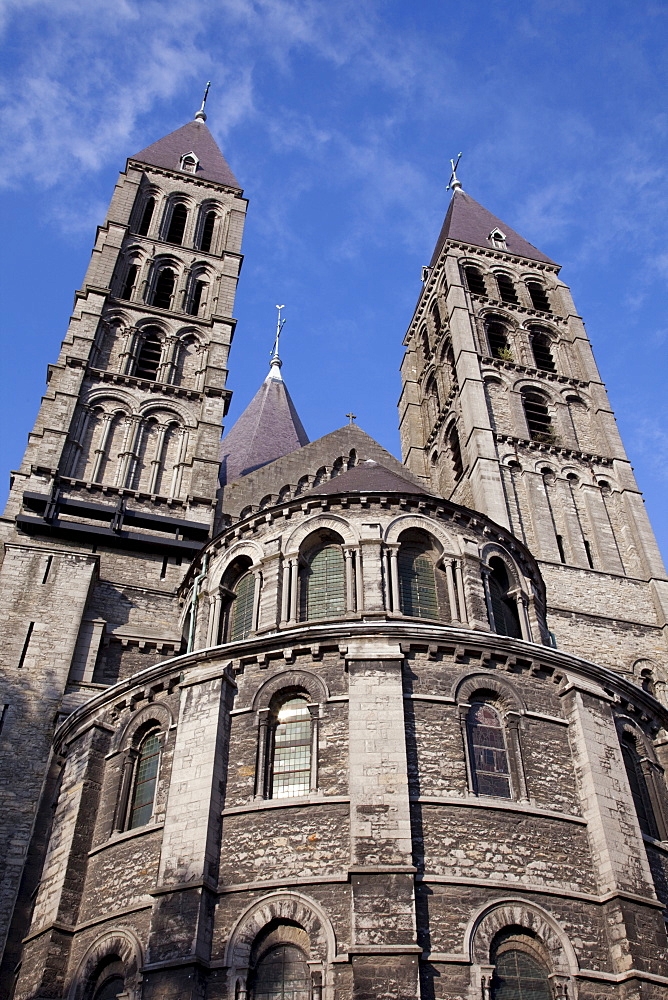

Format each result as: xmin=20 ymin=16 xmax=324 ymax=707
xmin=445 ymin=559 xmax=459 ymax=622
xmin=143 ymin=663 xmax=236 ymax=1000
xmin=344 ymin=547 xmax=356 ymax=612
xmin=455 ymin=560 xmax=468 ymax=624
xmin=346 ymin=638 xmax=420 ymax=999
xmin=288 ymin=557 xmax=299 ymax=624
xmin=387 ymin=544 xmax=400 ymax=612
xmin=91 ymin=411 xmax=115 ymax=483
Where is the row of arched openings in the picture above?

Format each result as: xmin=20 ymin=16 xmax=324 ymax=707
xmin=465 ymin=265 xmax=552 ymax=313
xmin=133 ymin=192 xmax=221 ymax=253
xmin=484 ymin=315 xmax=557 ymax=372
xmin=119 ymin=259 xmax=210 ymax=317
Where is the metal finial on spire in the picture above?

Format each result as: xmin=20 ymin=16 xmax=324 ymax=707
xmin=446 ymin=152 xmax=463 ymax=192
xmin=195 ymin=81 xmax=211 ymax=122
xmin=270 ymin=305 xmax=286 ymax=372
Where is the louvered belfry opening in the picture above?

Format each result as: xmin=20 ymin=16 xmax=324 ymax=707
xmin=486 ymin=320 xmax=510 ymax=359
xmin=496 ymin=274 xmax=519 ymax=305
xmin=527 ymin=281 xmax=551 ymax=312
xmin=465 ymin=266 xmax=487 ymax=296
xmin=137 ymin=196 xmax=155 ymax=236
xmin=135 ymin=328 xmax=162 ymax=380
xmin=521 ymin=388 xmax=552 ymax=441
xmin=488 ymin=557 xmax=522 ymax=638
xmin=120 ymin=263 xmax=138 ymax=300
xmin=151 ymin=268 xmax=175 ymax=310
xmin=200 ymin=210 xmax=216 ymax=253
xmin=299 ymin=532 xmax=346 ymax=621
xmin=166 ymin=203 xmax=188 ymax=245
xmin=529 ymin=328 xmax=556 ymax=372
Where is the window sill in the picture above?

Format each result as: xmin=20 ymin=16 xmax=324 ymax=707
xmin=89 ymin=820 xmax=164 ymax=857
xmin=222 ymin=794 xmax=349 ymax=817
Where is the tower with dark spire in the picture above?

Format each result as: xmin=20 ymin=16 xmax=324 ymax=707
xmin=400 ymin=179 xmax=668 ymax=673
xmin=0 ymin=105 xmax=247 ymax=973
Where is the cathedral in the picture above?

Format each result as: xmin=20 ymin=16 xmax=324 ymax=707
xmin=0 ymin=101 xmax=667 ymax=1000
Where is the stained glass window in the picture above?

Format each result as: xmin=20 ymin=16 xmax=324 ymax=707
xmin=398 ymin=544 xmax=439 ymax=619
xmin=272 ymin=698 xmax=311 ymax=799
xmin=300 ymin=544 xmax=345 ymax=621
xmin=492 ymin=950 xmax=551 ymax=1000
xmin=128 ymin=731 xmax=160 ymax=829
xmin=253 ymin=945 xmax=312 ymax=1000
xmin=229 ymin=571 xmax=255 ymax=642
xmin=468 ymin=702 xmax=511 ymax=798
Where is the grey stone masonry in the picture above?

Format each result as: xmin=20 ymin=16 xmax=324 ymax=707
xmin=0 ymin=116 xmax=247 ymax=988
xmin=399 ymin=192 xmax=668 ymax=691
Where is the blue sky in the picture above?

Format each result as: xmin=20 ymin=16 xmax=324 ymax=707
xmin=1 ymin=0 xmax=667 ymax=560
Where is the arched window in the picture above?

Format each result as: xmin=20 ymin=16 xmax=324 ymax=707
xmin=420 ymin=326 xmax=431 ymax=362
xmin=527 ymin=281 xmax=551 ymax=312
xmin=447 ymin=421 xmax=464 ymax=482
xmin=180 ymin=152 xmax=198 ymax=173
xmin=93 ymin=976 xmax=125 ymax=1000
xmin=137 ymin=197 xmax=155 ymax=236
xmin=120 ymin=263 xmax=138 ymax=300
xmin=271 ymin=697 xmax=312 ymax=799
xmin=529 ymin=328 xmax=556 ymax=372
xmin=467 ymin=701 xmax=511 ymax=798
xmin=465 ymin=266 xmax=486 ymax=296
xmin=521 ymin=388 xmax=553 ymax=442
xmin=491 ymin=930 xmax=551 ymax=1000
xmin=485 ymin=320 xmax=511 ymax=360
xmin=299 ymin=539 xmax=345 ymax=621
xmin=165 ymin=203 xmax=188 ymax=245
xmin=228 ymin=571 xmax=256 ymax=642
xmin=199 ymin=210 xmax=216 ymax=253
xmin=252 ymin=944 xmax=312 ymax=1000
xmin=431 ymin=300 xmax=442 ymax=335
xmin=128 ymin=730 xmax=161 ymax=829
xmin=135 ymin=328 xmax=162 ymax=380
xmin=487 ymin=557 xmax=522 ymax=638
xmin=187 ymin=278 xmax=207 ymax=316
xmin=620 ymin=732 xmax=659 ymax=838
xmin=425 ymin=374 xmax=440 ymax=424
xmin=397 ymin=531 xmax=444 ymax=620
xmin=496 ymin=274 xmax=518 ymax=305
xmin=150 ymin=267 xmax=175 ymax=310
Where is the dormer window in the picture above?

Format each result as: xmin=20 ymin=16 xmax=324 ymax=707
xmin=180 ymin=152 xmax=199 ymax=173
xmin=489 ymin=228 xmax=507 ymax=250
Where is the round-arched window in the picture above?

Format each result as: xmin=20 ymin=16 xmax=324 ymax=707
xmin=271 ymin=697 xmax=312 ymax=799
xmin=492 ymin=949 xmax=551 ymax=1000
xmin=252 ymin=943 xmax=312 ymax=1000
xmin=93 ymin=976 xmax=125 ymax=1000
xmin=299 ymin=541 xmax=345 ymax=621
xmin=229 ymin=571 xmax=255 ymax=642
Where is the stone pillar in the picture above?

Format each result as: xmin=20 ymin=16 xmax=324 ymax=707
xmin=561 ymin=677 xmax=664 ymax=974
xmin=388 ymin=544 xmax=400 ymax=612
xmin=142 ymin=662 xmax=236 ymax=1000
xmin=445 ymin=559 xmax=459 ymax=622
xmin=13 ymin=722 xmax=112 ymax=1000
xmin=346 ymin=639 xmax=420 ymax=999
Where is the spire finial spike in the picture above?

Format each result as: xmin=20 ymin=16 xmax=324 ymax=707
xmin=269 ymin=305 xmax=286 ymax=375
xmin=195 ymin=81 xmax=211 ymax=122
xmin=446 ymin=152 xmax=463 ymax=192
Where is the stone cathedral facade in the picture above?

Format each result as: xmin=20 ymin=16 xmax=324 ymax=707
xmin=0 ymin=111 xmax=667 ymax=1000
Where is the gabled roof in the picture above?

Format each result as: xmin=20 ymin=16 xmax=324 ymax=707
xmin=429 ymin=189 xmax=556 ymax=266
xmin=130 ymin=120 xmax=240 ymax=189
xmin=307 ymin=459 xmax=428 ymax=497
xmin=219 ymin=364 xmax=309 ymax=485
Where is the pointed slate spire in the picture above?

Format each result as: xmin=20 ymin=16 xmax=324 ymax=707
xmin=429 ymin=189 xmax=555 ymax=266
xmin=219 ymin=363 xmax=309 ymax=485
xmin=130 ymin=119 xmax=240 ymax=189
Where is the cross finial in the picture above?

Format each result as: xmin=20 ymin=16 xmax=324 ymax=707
xmin=270 ymin=305 xmax=286 ymax=370
xmin=446 ymin=152 xmax=463 ymax=192
xmin=346 ymin=412 xmax=357 ymax=425
xmin=195 ymin=81 xmax=211 ymax=122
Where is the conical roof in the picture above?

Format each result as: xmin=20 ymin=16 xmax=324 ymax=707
xmin=130 ymin=120 xmax=240 ymax=189
xmin=430 ymin=189 xmax=555 ymax=266
xmin=307 ymin=459 xmax=428 ymax=497
xmin=219 ymin=363 xmax=309 ymax=485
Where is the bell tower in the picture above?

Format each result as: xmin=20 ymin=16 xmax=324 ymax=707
xmin=399 ymin=171 xmax=668 ymax=675
xmin=0 ymin=103 xmax=247 ymax=973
